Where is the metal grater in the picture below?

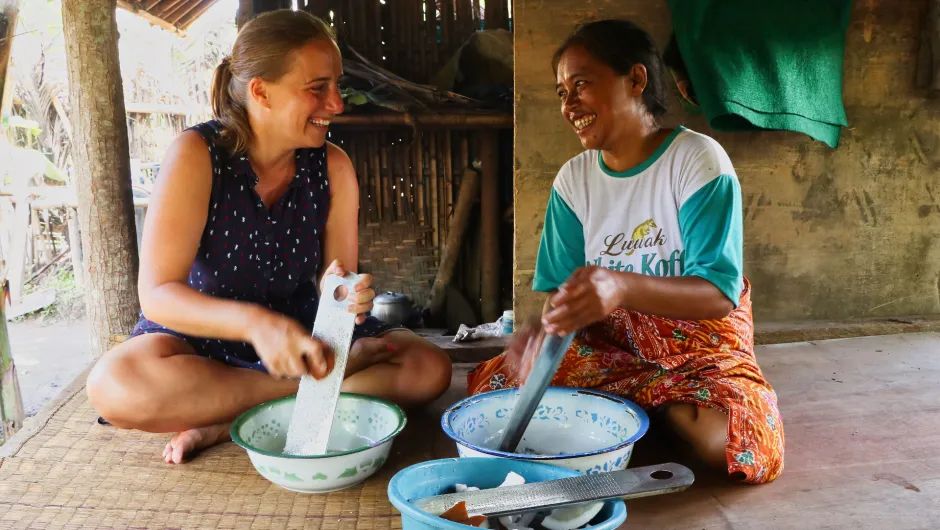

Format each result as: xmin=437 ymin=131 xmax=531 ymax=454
xmin=497 ymin=331 xmax=575 ymax=452
xmin=283 ymin=272 xmax=360 ymax=456
xmin=411 ymin=463 xmax=694 ymax=517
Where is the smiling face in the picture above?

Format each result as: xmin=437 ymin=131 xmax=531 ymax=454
xmin=555 ymin=43 xmax=648 ymax=152
xmin=254 ymin=38 xmax=345 ymax=149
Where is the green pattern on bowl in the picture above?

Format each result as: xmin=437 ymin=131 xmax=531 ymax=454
xmin=232 ymin=393 xmax=406 ymax=494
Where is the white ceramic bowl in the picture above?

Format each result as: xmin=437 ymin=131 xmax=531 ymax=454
xmin=441 ymin=387 xmax=649 ymax=474
xmin=232 ymin=393 xmax=406 ymax=493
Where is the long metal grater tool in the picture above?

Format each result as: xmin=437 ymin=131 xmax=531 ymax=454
xmin=497 ymin=331 xmax=575 ymax=452
xmin=411 ymin=463 xmax=694 ymax=517
xmin=283 ymin=273 xmax=360 ymax=456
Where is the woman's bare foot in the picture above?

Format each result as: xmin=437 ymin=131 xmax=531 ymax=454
xmin=163 ymin=422 xmax=232 ymax=464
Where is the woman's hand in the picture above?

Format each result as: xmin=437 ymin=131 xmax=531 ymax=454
xmin=542 ymin=266 xmax=628 ymax=336
xmin=248 ymin=310 xmax=333 ymax=379
xmin=322 ymin=259 xmax=375 ymax=325
xmin=502 ymin=315 xmax=544 ymax=383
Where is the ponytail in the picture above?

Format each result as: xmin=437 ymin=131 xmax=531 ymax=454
xmin=210 ymin=56 xmax=253 ymax=153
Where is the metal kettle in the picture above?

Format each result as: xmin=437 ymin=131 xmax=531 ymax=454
xmin=371 ymin=291 xmax=414 ymax=327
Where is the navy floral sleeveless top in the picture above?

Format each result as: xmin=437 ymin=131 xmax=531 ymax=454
xmin=131 ymin=120 xmax=392 ymax=370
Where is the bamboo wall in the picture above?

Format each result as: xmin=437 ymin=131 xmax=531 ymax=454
xmin=329 ymin=125 xmax=486 ymax=313
xmin=296 ymin=0 xmax=511 ymax=84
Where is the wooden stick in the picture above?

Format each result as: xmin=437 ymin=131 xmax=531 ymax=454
xmin=381 ymin=133 xmax=392 ymax=220
xmin=428 ymin=168 xmax=480 ymax=319
xmin=444 ymin=129 xmax=453 ymax=230
xmin=7 ymin=200 xmax=29 ymax=302
xmin=30 ymin=208 xmax=42 ymax=269
xmin=402 ymin=135 xmax=413 ymax=219
xmin=394 ymin=137 xmax=405 ymax=219
xmin=25 ymin=247 xmax=69 ymax=287
xmin=371 ymin=134 xmax=383 ymax=221
xmin=355 ymin=140 xmax=367 ymax=217
xmin=429 ymin=132 xmax=440 ymax=248
xmin=1 ymin=276 xmax=26 ymax=440
xmin=331 ymin=112 xmax=512 ymax=128
xmin=442 ymin=0 xmax=453 ymax=57
xmin=372 ymin=2 xmax=385 ymax=66
xmin=460 ymin=132 xmax=469 ymax=171
xmin=428 ymin=0 xmax=438 ymax=79
xmin=414 ymin=130 xmax=426 ymax=225
xmin=480 ymin=130 xmax=500 ymax=322
xmin=41 ymin=209 xmax=56 ymax=257
xmin=437 ymin=132 xmax=447 ymax=242
xmin=416 ymin=0 xmax=426 ymax=82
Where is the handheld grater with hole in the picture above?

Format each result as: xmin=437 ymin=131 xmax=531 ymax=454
xmin=283 ymin=272 xmax=361 ymax=456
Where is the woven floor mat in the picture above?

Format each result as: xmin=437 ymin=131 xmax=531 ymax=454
xmin=0 ymin=367 xmax=461 ymax=529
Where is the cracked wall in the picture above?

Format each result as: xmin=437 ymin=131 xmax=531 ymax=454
xmin=514 ymin=0 xmax=940 ymax=322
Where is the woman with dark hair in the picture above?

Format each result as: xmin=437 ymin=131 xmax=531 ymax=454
xmin=468 ymin=20 xmax=784 ymax=484
xmin=86 ymin=9 xmax=452 ymax=464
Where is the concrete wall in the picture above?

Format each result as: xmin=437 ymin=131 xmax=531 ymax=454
xmin=513 ymin=0 xmax=940 ymax=323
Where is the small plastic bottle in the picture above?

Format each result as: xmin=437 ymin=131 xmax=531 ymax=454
xmin=501 ymin=310 xmax=514 ymax=335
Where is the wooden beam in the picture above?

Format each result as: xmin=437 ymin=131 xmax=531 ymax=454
xmin=163 ymin=0 xmax=203 ymax=24
xmin=176 ymin=0 xmax=217 ymax=28
xmin=116 ymin=0 xmax=184 ymax=34
xmin=151 ymin=0 xmax=187 ymax=16
xmin=124 ymin=101 xmax=206 ymax=115
xmin=428 ymin=168 xmax=480 ymax=320
xmin=331 ymin=112 xmax=512 ymax=129
xmin=479 ymin=130 xmax=500 ymax=323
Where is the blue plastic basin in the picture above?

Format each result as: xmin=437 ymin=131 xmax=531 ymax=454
xmin=387 ymin=457 xmax=627 ymax=529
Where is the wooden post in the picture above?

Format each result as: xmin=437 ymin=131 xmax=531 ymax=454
xmin=236 ymin=0 xmax=253 ymax=30
xmin=429 ymin=132 xmax=440 ymax=248
xmin=428 ymin=168 xmax=479 ymax=320
xmin=0 ymin=280 xmax=26 ymax=441
xmin=62 ymin=0 xmax=141 ymax=357
xmin=479 ymin=130 xmax=500 ymax=322
xmin=7 ymin=198 xmax=29 ymax=302
xmin=0 ymin=0 xmax=20 ymax=110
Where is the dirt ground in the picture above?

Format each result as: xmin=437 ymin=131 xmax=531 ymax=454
xmin=7 ymin=318 xmax=92 ymax=417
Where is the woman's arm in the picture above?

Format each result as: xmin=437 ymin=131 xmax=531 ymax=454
xmin=542 ymin=269 xmax=733 ymax=336
xmin=137 ymin=131 xmax=268 ymax=342
xmin=321 ymin=142 xmax=374 ymax=322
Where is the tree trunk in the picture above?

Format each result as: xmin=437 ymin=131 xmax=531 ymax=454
xmin=0 ymin=0 xmax=19 ymax=109
xmin=1 ymin=281 xmax=25 ymax=441
xmin=479 ymin=131 xmax=500 ymax=323
xmin=61 ymin=0 xmax=140 ymax=358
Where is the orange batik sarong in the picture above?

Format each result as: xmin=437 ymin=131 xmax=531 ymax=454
xmin=467 ymin=279 xmax=784 ymax=484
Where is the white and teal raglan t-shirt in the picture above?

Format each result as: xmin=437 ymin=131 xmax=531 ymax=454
xmin=533 ymin=126 xmax=744 ymax=307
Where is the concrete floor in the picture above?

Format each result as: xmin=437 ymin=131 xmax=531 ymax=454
xmin=7 ymin=319 xmax=92 ymax=417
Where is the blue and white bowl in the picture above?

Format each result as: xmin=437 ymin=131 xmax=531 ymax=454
xmin=441 ymin=387 xmax=649 ymax=475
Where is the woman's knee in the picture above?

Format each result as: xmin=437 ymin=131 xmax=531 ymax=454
xmin=664 ymin=404 xmax=729 ymax=470
xmin=391 ymin=333 xmax=452 ymax=400
xmin=87 ymin=346 xmax=146 ymax=429
xmin=86 ymin=334 xmax=188 ymax=430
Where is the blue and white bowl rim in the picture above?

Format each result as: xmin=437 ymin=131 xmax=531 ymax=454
xmin=440 ymin=387 xmax=650 ymax=460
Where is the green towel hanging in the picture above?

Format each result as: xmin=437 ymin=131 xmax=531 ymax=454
xmin=666 ymin=0 xmax=853 ymax=148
